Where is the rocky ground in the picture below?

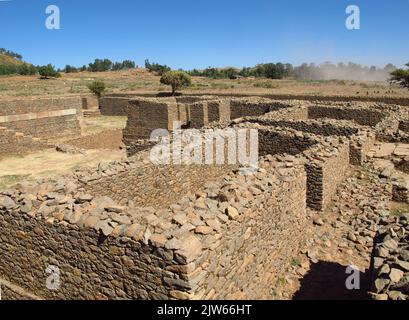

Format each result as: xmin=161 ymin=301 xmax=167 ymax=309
xmin=272 ymin=143 xmax=409 ymax=300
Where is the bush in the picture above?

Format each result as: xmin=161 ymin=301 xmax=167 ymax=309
xmin=38 ymin=64 xmax=60 ymax=79
xmin=87 ymin=79 xmax=106 ymax=97
xmin=160 ymin=71 xmax=191 ymax=95
xmin=390 ymin=63 xmax=409 ymax=89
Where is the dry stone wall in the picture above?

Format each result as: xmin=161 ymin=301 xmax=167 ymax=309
xmin=0 ymin=127 xmax=48 ymax=158
xmin=0 ymin=96 xmax=82 ymax=140
xmin=0 ymin=152 xmax=309 ymax=300
xmin=308 ymin=105 xmax=386 ymax=127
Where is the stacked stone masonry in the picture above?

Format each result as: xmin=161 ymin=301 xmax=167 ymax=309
xmin=2 ymin=94 xmax=409 ymax=300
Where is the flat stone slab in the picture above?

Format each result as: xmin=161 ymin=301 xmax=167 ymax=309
xmin=373 ymin=159 xmax=394 ymax=171
xmin=372 ymin=143 xmax=396 ymax=158
xmin=393 ymin=144 xmax=409 ymax=156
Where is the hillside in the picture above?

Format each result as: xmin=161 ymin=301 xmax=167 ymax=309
xmin=0 ymin=53 xmax=25 ymax=66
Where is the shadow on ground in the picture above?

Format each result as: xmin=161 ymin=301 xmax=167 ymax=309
xmin=293 ymin=260 xmax=371 ymax=300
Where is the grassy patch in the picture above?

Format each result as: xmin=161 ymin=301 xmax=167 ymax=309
xmin=291 ymin=258 xmax=301 ymax=267
xmin=390 ymin=209 xmax=407 ymax=217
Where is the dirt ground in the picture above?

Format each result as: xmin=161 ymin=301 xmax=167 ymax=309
xmin=0 ymin=115 xmax=127 ymax=189
xmin=0 ymin=68 xmax=408 ymax=99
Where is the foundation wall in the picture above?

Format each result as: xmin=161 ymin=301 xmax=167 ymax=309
xmin=123 ymin=98 xmax=179 ymax=141
xmin=0 ymin=97 xmax=82 ymax=140
xmin=0 ymin=127 xmax=47 ymax=157
xmin=305 ymin=142 xmax=350 ymax=210
xmin=99 ymin=97 xmax=130 ymax=116
xmin=0 ymin=208 xmax=186 ymax=300
xmin=0 ymin=157 xmax=308 ymax=300
xmin=308 ymin=106 xmax=385 ymax=126
xmin=195 ymin=165 xmax=307 ymax=299
xmin=82 ymin=164 xmax=232 ymax=208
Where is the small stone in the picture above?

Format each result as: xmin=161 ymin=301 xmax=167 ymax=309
xmin=379 ymin=264 xmax=390 ymax=275
xmin=383 ymin=239 xmax=398 ymax=251
xmin=105 ymin=205 xmax=124 ymax=213
xmin=226 ymin=206 xmax=239 ymax=220
xmin=388 ymin=291 xmax=404 ymax=300
xmin=347 ymin=232 xmax=357 ymax=242
xmin=170 ymin=290 xmax=190 ymax=300
xmin=20 ymin=202 xmax=32 ymax=214
xmin=0 ymin=196 xmax=16 ymax=209
xmin=396 ymin=260 xmax=409 ymax=271
xmin=149 ymin=233 xmax=167 ymax=247
xmin=313 ymin=217 xmax=324 ymax=226
xmin=374 ymin=278 xmax=390 ymax=293
xmin=77 ymin=194 xmax=93 ymax=203
xmin=195 ymin=226 xmax=213 ymax=235
xmin=143 ymin=228 xmax=152 ymax=245
xmin=173 ymin=214 xmax=188 ymax=226
xmin=389 ymin=268 xmax=404 ymax=283
xmin=206 ymin=219 xmax=221 ymax=231
xmin=373 ymin=257 xmax=384 ymax=269
xmin=84 ymin=216 xmax=99 ymax=228
xmin=165 ymin=238 xmax=183 ymax=250
xmin=373 ymin=293 xmax=388 ymax=300
xmin=99 ymin=221 xmax=114 ymax=236
xmin=112 ymin=215 xmax=131 ymax=225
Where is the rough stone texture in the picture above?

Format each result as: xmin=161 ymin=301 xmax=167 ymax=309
xmin=0 ymin=153 xmax=308 ymax=300
xmin=99 ymin=97 xmax=130 ymax=116
xmin=308 ymin=105 xmax=386 ymax=127
xmin=0 ymin=126 xmax=48 ymax=158
xmin=123 ymin=97 xmax=179 ymax=141
xmin=0 ymin=96 xmax=82 ymax=140
xmin=369 ymin=217 xmax=409 ymax=300
xmin=3 ymin=93 xmax=409 ymax=300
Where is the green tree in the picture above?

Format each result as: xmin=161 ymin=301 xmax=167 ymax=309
xmin=160 ymin=71 xmax=191 ymax=95
xmin=88 ymin=59 xmax=113 ymax=72
xmin=145 ymin=59 xmax=171 ymax=75
xmin=390 ymin=63 xmax=409 ymax=89
xmin=38 ymin=64 xmax=60 ymax=79
xmin=64 ymin=65 xmax=78 ymax=73
xmin=87 ymin=79 xmax=106 ymax=97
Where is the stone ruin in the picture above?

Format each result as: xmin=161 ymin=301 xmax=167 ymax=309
xmin=1 ymin=94 xmax=409 ymax=300
xmin=0 ymin=95 xmax=99 ymax=158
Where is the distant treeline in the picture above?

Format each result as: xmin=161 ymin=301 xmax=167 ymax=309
xmin=185 ymin=62 xmax=397 ymax=81
xmin=63 ymin=59 xmax=136 ymax=73
xmin=0 ymin=48 xmax=400 ymax=82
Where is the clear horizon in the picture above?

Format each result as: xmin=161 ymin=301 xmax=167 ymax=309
xmin=1 ymin=0 xmax=408 ymax=69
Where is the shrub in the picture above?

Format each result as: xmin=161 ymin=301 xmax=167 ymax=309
xmin=38 ymin=64 xmax=60 ymax=79
xmin=160 ymin=71 xmax=191 ymax=95
xmin=390 ymin=63 xmax=409 ymax=89
xmin=87 ymin=79 xmax=106 ymax=97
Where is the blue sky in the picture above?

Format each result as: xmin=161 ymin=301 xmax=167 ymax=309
xmin=1 ymin=0 xmax=408 ymax=69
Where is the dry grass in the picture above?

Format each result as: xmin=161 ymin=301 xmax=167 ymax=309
xmin=0 ymin=68 xmax=408 ymax=99
xmin=81 ymin=115 xmax=127 ymax=135
xmin=0 ymin=148 xmax=126 ymax=189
